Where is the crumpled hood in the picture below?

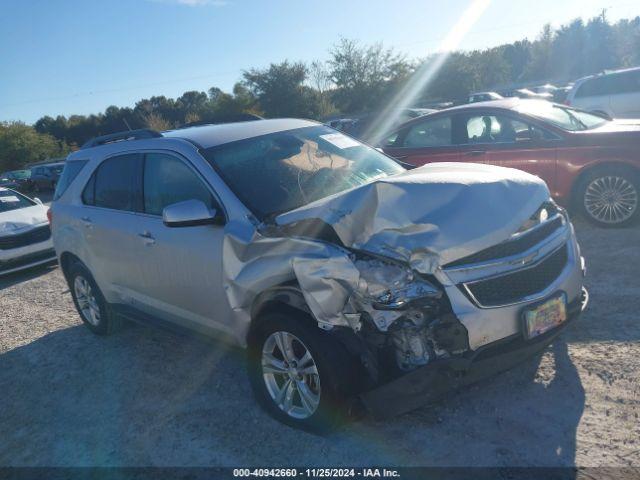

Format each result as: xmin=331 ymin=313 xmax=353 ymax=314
xmin=275 ymin=162 xmax=550 ymax=273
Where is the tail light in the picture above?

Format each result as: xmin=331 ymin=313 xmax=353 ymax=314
xmin=46 ymin=208 xmax=52 ymax=225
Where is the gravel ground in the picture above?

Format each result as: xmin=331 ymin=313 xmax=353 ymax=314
xmin=0 ymin=217 xmax=639 ymax=468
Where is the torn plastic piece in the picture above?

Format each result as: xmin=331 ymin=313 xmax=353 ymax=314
xmin=353 ymin=257 xmax=440 ymax=310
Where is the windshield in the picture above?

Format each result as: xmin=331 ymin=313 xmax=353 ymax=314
xmin=6 ymin=170 xmax=31 ymax=180
xmin=203 ymin=125 xmax=405 ymax=220
xmin=518 ymin=101 xmax=608 ymax=131
xmin=0 ymin=190 xmax=35 ymax=213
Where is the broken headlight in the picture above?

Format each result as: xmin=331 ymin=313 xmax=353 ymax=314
xmin=353 ymin=257 xmax=441 ymax=310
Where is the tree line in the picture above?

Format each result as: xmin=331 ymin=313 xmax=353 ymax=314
xmin=2 ymin=14 xmax=639 ymax=172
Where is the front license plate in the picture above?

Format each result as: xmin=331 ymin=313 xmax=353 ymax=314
xmin=523 ymin=294 xmax=567 ymax=340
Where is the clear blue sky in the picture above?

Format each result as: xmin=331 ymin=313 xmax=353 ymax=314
xmin=1 ymin=0 xmax=638 ymax=124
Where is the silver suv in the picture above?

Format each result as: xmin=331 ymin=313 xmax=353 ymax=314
xmin=51 ymin=119 xmax=587 ymax=431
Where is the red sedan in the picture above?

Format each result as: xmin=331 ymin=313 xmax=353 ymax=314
xmin=382 ymin=98 xmax=640 ymax=227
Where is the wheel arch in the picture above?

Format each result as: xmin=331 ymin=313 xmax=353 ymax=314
xmin=247 ymin=283 xmax=315 ymax=343
xmin=59 ymin=251 xmax=83 ymax=283
xmin=569 ymin=160 xmax=640 ymax=209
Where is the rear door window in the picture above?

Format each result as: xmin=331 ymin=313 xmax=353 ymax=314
xmin=84 ymin=154 xmax=142 ymax=211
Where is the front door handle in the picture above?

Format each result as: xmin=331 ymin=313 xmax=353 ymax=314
xmin=465 ymin=150 xmax=486 ymax=157
xmin=81 ymin=216 xmax=92 ymax=228
xmin=138 ymin=231 xmax=156 ymax=246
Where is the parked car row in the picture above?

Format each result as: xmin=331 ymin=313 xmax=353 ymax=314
xmin=469 ymin=85 xmax=566 ymax=104
xmin=325 ymin=108 xmax=437 ymax=142
xmin=565 ymin=66 xmax=640 ymax=119
xmin=469 ymin=66 xmax=640 ymax=118
xmin=0 ymin=162 xmax=65 ymax=194
xmin=0 ymin=169 xmax=32 ymax=192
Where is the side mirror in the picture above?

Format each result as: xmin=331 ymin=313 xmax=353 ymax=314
xmin=163 ymin=199 xmax=224 ymax=227
xmin=34 ymin=197 xmax=43 ymax=205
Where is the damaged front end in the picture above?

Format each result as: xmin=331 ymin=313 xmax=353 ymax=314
xmin=222 ymin=160 xmax=586 ymax=418
xmin=290 ymin=246 xmax=474 ymax=400
xmin=349 ymin=254 xmax=469 ymax=372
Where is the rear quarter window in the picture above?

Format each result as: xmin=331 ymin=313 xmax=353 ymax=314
xmin=53 ymin=160 xmax=88 ymax=201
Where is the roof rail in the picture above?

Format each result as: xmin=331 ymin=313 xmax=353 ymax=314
xmin=81 ymin=129 xmax=162 ymax=149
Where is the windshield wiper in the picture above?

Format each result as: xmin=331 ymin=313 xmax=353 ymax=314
xmin=564 ymin=110 xmax=588 ymax=130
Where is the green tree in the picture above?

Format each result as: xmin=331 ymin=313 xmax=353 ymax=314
xmin=243 ymin=61 xmax=320 ymax=118
xmin=583 ymin=15 xmax=617 ymax=74
xmin=329 ymin=38 xmax=413 ymax=113
xmin=524 ymin=24 xmax=555 ymax=81
xmin=0 ymin=122 xmax=65 ymax=171
xmin=23 ymin=13 xmax=640 ymax=154
xmin=309 ymin=60 xmax=336 ymax=118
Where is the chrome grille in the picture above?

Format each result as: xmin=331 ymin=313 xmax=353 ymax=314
xmin=461 ymin=244 xmax=568 ymax=307
xmin=0 ymin=225 xmax=51 ymax=250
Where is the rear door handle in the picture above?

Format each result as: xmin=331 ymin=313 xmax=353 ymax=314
xmin=81 ymin=216 xmax=92 ymax=228
xmin=465 ymin=150 xmax=486 ymax=157
xmin=138 ymin=231 xmax=156 ymax=246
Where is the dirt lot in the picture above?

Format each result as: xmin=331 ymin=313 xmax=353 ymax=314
xmin=0 ymin=217 xmax=639 ymax=468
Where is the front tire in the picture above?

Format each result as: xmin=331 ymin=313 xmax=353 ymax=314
xmin=68 ymin=262 xmax=121 ymax=335
xmin=247 ymin=312 xmax=355 ymax=432
xmin=577 ymin=166 xmax=639 ymax=227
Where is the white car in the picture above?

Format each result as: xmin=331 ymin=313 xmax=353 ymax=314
xmin=0 ymin=187 xmax=55 ymax=276
xmin=566 ymin=67 xmax=640 ymax=118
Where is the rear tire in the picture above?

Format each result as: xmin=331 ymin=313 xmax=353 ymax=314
xmin=576 ymin=165 xmax=639 ymax=228
xmin=247 ymin=312 xmax=356 ymax=432
xmin=68 ymin=261 xmax=121 ymax=335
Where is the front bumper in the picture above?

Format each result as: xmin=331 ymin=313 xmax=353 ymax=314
xmin=360 ymin=287 xmax=588 ymax=418
xmin=0 ymin=240 xmax=56 ymax=276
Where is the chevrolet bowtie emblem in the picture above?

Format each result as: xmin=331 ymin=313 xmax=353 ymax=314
xmin=512 ymin=251 xmax=539 ymax=266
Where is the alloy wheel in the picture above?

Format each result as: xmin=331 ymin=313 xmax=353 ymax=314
xmin=74 ymin=276 xmax=101 ymax=326
xmin=261 ymin=331 xmax=321 ymax=419
xmin=584 ymin=175 xmax=638 ymax=225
